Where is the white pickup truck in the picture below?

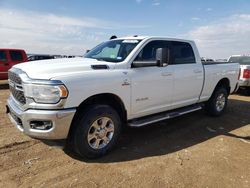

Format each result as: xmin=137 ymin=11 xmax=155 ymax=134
xmin=228 ymin=55 xmax=250 ymax=95
xmin=6 ymin=36 xmax=239 ymax=158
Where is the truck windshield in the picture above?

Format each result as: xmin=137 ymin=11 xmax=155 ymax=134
xmin=228 ymin=56 xmax=250 ymax=65
xmin=85 ymin=39 xmax=141 ymax=62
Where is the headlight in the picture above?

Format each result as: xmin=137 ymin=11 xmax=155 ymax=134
xmin=24 ymin=84 xmax=68 ymax=104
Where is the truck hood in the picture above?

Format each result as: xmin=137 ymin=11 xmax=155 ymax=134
xmin=13 ymin=57 xmax=116 ymax=79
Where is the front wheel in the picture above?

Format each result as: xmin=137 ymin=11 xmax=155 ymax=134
xmin=205 ymin=87 xmax=228 ymax=116
xmin=72 ymin=105 xmax=122 ymax=159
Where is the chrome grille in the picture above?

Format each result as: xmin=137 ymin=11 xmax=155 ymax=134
xmin=8 ymin=71 xmax=22 ymax=84
xmin=8 ymin=71 xmax=26 ymax=105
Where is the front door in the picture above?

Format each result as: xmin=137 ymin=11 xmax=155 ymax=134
xmin=130 ymin=40 xmax=174 ymax=118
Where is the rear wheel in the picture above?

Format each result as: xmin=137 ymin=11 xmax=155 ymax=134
xmin=205 ymin=87 xmax=228 ymax=116
xmin=72 ymin=105 xmax=122 ymax=159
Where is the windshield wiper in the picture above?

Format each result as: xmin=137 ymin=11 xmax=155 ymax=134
xmin=96 ymin=58 xmax=108 ymax=62
xmin=84 ymin=57 xmax=106 ymax=62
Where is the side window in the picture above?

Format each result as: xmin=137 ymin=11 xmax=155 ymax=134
xmin=0 ymin=51 xmax=7 ymax=62
xmin=10 ymin=51 xmax=23 ymax=61
xmin=136 ymin=40 xmax=169 ymax=61
xmin=171 ymin=41 xmax=196 ymax=64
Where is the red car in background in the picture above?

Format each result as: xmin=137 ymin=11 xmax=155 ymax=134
xmin=0 ymin=49 xmax=28 ymax=80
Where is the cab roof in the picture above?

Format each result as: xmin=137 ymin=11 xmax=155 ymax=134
xmin=114 ymin=36 xmax=194 ymax=43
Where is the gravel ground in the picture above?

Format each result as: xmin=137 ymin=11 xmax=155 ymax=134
xmin=0 ymin=80 xmax=249 ymax=188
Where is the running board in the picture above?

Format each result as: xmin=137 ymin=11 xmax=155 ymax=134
xmin=128 ymin=104 xmax=202 ymax=127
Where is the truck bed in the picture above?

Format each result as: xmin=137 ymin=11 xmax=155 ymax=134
xmin=199 ymin=62 xmax=239 ymax=102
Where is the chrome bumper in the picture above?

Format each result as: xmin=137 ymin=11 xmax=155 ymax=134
xmin=239 ymin=79 xmax=250 ymax=87
xmin=6 ymin=97 xmax=76 ymax=140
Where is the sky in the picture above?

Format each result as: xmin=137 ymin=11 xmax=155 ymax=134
xmin=0 ymin=0 xmax=250 ymax=58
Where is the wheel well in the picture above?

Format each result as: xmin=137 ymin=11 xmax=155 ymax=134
xmin=215 ymin=78 xmax=230 ymax=95
xmin=67 ymin=93 xmax=127 ymax=139
xmin=77 ymin=93 xmax=127 ymax=121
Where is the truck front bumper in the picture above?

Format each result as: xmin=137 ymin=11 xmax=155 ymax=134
xmin=6 ymin=97 xmax=76 ymax=140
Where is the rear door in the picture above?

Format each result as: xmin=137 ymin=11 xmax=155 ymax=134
xmin=0 ymin=50 xmax=11 ymax=79
xmin=170 ymin=41 xmax=203 ymax=108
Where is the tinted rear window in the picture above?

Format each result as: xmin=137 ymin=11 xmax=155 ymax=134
xmin=0 ymin=51 xmax=7 ymax=62
xmin=171 ymin=41 xmax=196 ymax=64
xmin=10 ymin=51 xmax=23 ymax=61
xmin=228 ymin=56 xmax=250 ymax=65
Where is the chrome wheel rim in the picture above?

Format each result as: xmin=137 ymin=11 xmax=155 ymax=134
xmin=216 ymin=93 xmax=226 ymax=112
xmin=87 ymin=117 xmax=114 ymax=150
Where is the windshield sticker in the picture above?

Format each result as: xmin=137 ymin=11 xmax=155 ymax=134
xmin=117 ymin=57 xmax=122 ymax=60
xmin=122 ymin=40 xmax=139 ymax=43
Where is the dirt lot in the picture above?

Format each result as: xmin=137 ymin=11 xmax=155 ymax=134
xmin=0 ymin=80 xmax=249 ymax=188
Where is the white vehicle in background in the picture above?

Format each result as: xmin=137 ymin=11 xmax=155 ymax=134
xmin=215 ymin=59 xmax=227 ymax=62
xmin=228 ymin=55 xmax=250 ymax=95
xmin=201 ymin=57 xmax=217 ymax=63
xmin=205 ymin=58 xmax=215 ymax=62
xmin=6 ymin=36 xmax=239 ymax=158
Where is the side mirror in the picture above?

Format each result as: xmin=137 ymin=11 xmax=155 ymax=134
xmin=156 ymin=48 xmax=169 ymax=66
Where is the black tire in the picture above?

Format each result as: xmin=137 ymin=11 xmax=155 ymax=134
xmin=72 ymin=105 xmax=122 ymax=159
xmin=205 ymin=87 xmax=228 ymax=116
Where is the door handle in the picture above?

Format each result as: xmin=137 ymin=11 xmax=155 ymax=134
xmin=193 ymin=69 xmax=202 ymax=74
xmin=161 ymin=72 xmax=172 ymax=76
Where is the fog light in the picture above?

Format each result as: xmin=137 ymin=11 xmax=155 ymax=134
xmin=30 ymin=121 xmax=53 ymax=130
